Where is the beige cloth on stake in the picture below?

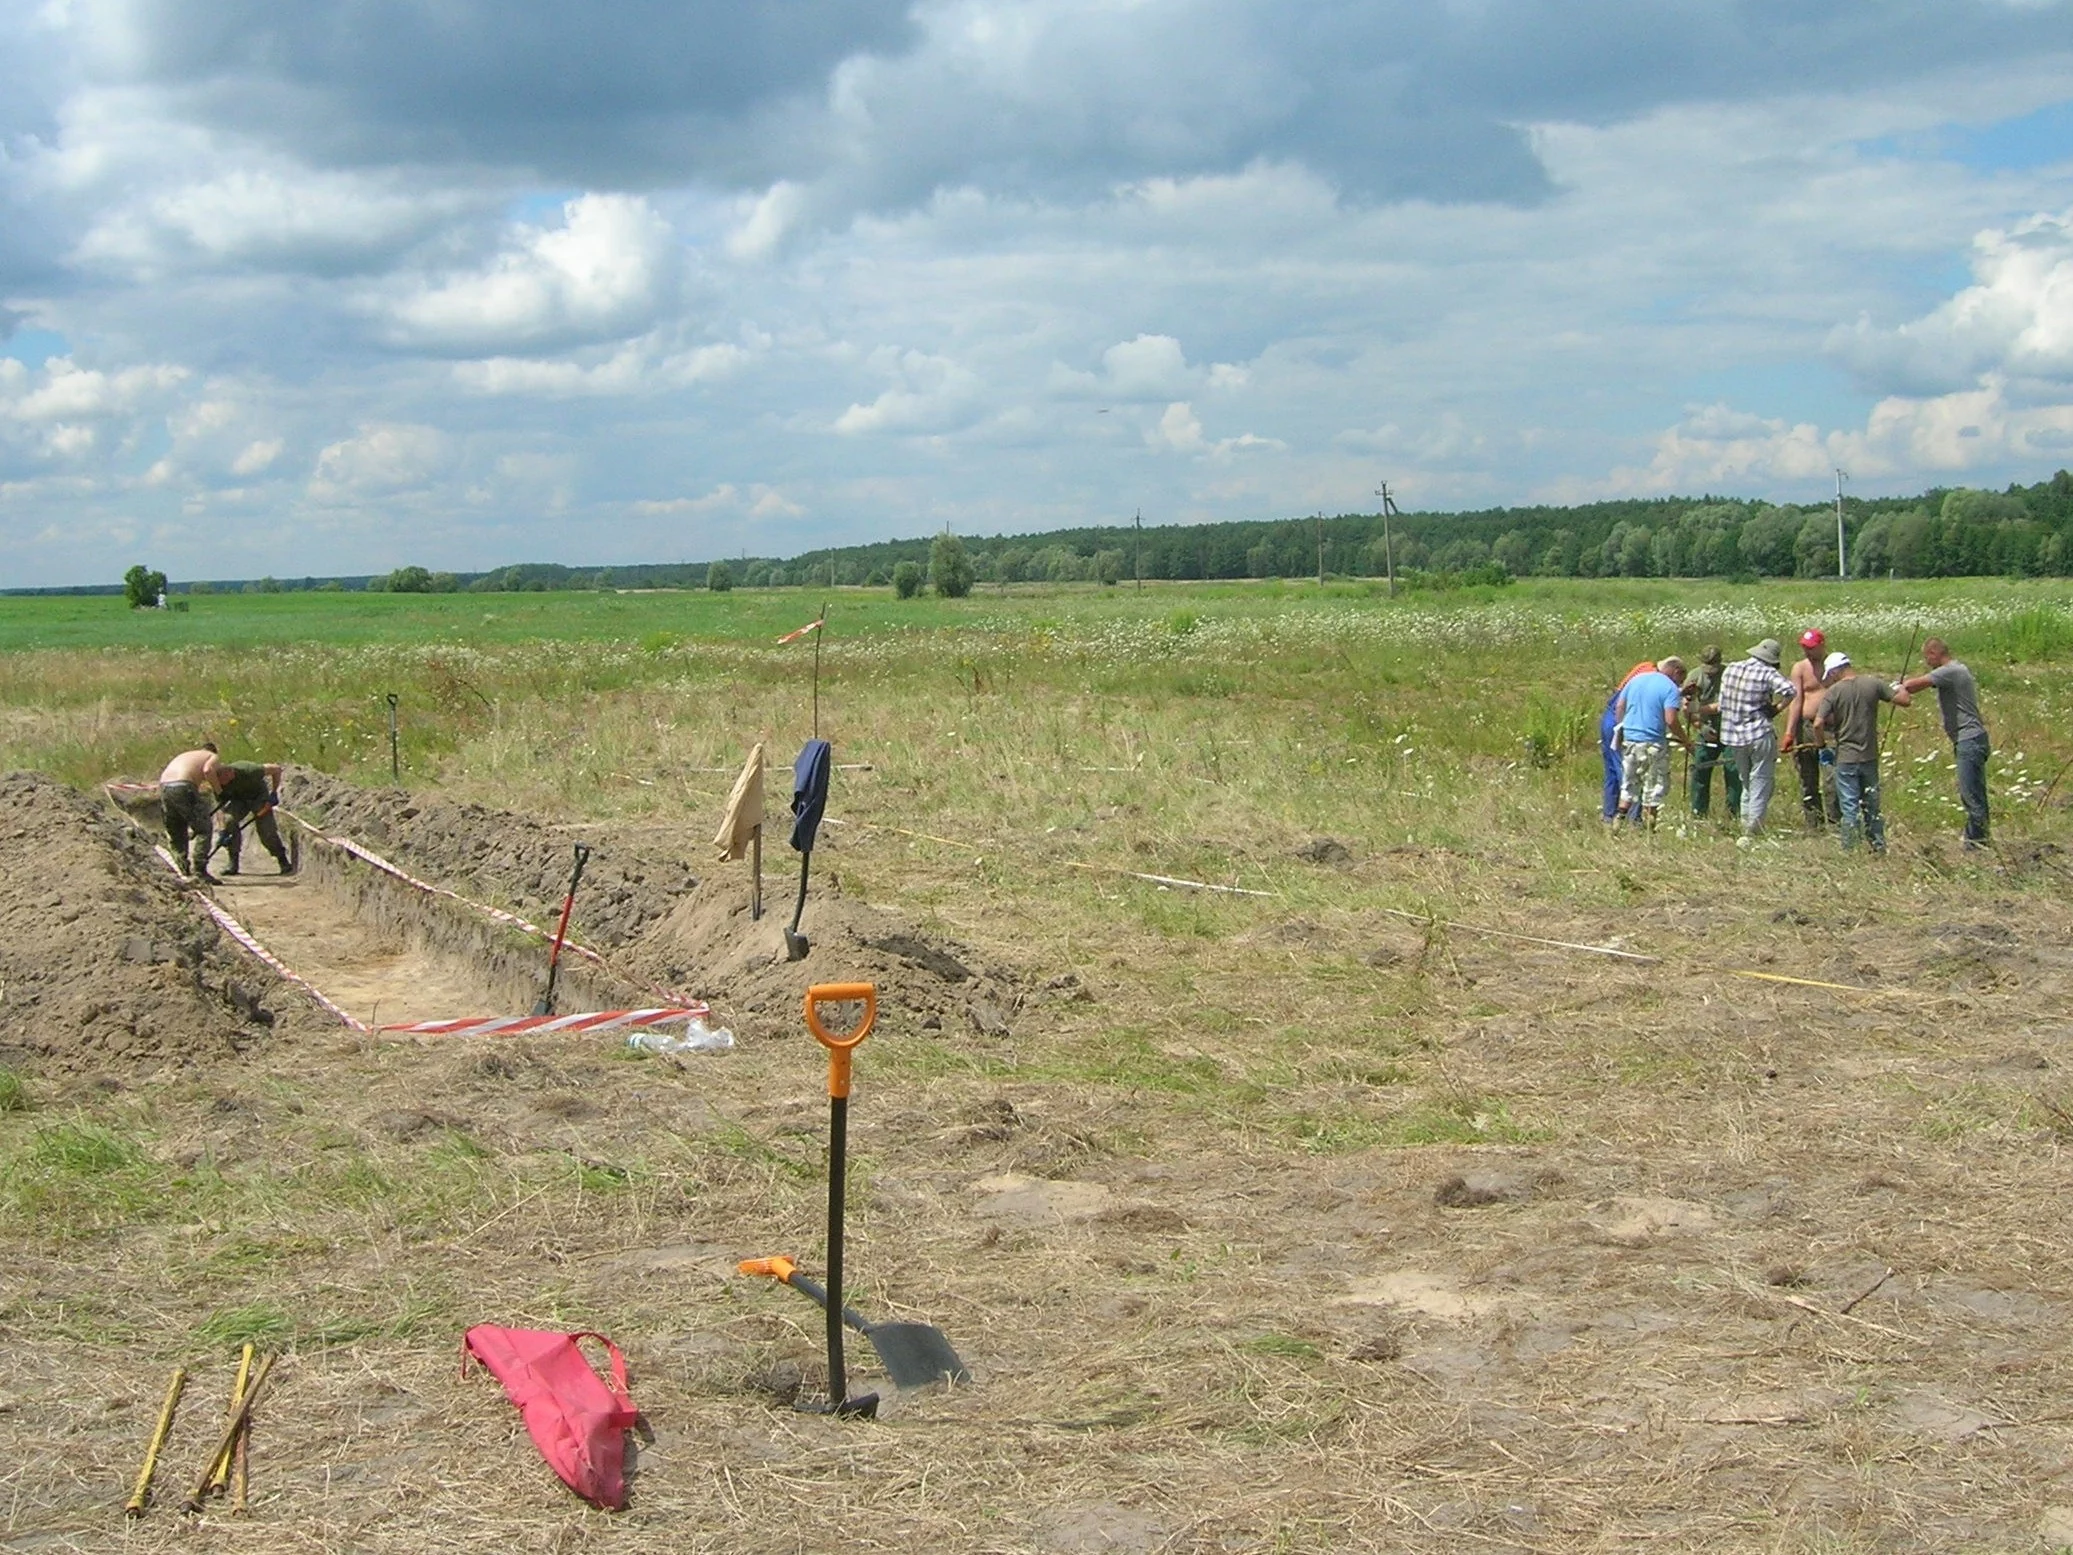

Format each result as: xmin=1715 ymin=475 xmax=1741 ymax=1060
xmin=713 ymin=743 xmax=765 ymax=861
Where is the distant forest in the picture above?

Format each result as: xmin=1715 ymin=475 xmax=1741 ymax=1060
xmin=777 ymin=470 xmax=2073 ymax=590
xmin=15 ymin=470 xmax=2073 ymax=597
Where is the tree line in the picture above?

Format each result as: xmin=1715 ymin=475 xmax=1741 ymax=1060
xmin=94 ymin=469 xmax=2073 ymax=605
xmin=781 ymin=471 xmax=2073 ymax=589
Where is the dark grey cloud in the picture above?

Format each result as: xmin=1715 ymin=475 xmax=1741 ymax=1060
xmin=76 ymin=0 xmax=916 ymax=182
xmin=63 ymin=0 xmax=2073 ymax=210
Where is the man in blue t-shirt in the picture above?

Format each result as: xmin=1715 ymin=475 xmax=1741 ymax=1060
xmin=1612 ymin=656 xmax=1690 ymax=830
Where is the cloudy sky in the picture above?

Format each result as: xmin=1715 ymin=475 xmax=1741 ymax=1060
xmin=3 ymin=0 xmax=2072 ymax=586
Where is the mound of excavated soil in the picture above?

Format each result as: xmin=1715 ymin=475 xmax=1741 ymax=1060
xmin=284 ymin=769 xmax=1028 ymax=1038
xmin=614 ymin=871 xmax=1030 ymax=1038
xmin=0 ymin=774 xmax=314 ymax=1073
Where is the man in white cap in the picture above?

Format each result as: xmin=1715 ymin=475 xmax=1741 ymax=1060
xmin=1718 ymin=639 xmax=1796 ymax=835
xmin=1814 ymin=651 xmax=1911 ymax=852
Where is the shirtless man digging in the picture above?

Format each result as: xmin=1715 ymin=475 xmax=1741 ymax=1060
xmin=157 ymin=744 xmax=227 ymax=881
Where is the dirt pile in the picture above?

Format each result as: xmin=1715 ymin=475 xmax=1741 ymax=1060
xmin=0 ymin=774 xmax=312 ymax=1073
xmin=616 ymin=870 xmax=1030 ymax=1037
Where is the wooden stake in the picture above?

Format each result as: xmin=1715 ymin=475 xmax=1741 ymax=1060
xmin=207 ymin=1343 xmax=254 ymax=1493
xmin=231 ymin=1409 xmax=250 ymax=1516
xmin=751 ymin=823 xmax=763 ymax=921
xmin=184 ymin=1353 xmax=274 ymax=1515
xmin=124 ymin=1366 xmax=186 ymax=1518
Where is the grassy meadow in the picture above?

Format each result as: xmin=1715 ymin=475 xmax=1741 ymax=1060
xmin=4 ymin=574 xmax=2070 ymax=863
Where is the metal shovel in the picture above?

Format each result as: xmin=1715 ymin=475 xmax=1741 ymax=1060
xmin=739 ymin=1255 xmax=971 ymax=1392
xmin=533 ymin=843 xmax=590 ymax=1016
xmin=783 ymin=850 xmax=812 ymax=961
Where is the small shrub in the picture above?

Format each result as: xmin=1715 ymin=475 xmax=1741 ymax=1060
xmin=707 ymin=560 xmax=734 ymax=593
xmin=892 ymin=560 xmax=924 ymax=599
xmin=123 ymin=565 xmax=168 ymax=608
xmin=931 ymin=532 xmax=974 ymax=598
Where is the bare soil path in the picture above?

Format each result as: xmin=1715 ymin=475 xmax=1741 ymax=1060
xmin=210 ymin=869 xmax=507 ymax=1028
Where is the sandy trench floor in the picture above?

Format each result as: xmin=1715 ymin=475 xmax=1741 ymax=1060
xmin=209 ymin=868 xmax=511 ymax=1030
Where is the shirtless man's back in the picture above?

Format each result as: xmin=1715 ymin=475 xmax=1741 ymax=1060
xmin=157 ymin=746 xmax=225 ymax=879
xmin=1786 ymin=630 xmax=1840 ymax=828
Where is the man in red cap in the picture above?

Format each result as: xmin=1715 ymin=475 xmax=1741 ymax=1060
xmin=1784 ymin=628 xmax=1840 ymax=830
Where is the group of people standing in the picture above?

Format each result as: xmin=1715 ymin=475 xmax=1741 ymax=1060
xmin=156 ymin=745 xmax=295 ymax=882
xmin=1599 ymin=630 xmax=1991 ymax=852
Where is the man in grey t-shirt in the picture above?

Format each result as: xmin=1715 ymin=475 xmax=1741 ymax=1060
xmin=1815 ymin=654 xmax=1910 ymax=852
xmin=1901 ymin=638 xmax=1991 ymax=846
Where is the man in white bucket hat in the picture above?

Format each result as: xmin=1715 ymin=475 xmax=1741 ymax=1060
xmin=1717 ymin=639 xmax=1796 ymax=836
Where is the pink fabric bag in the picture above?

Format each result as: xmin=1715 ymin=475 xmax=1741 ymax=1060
xmin=463 ymin=1325 xmax=637 ymax=1509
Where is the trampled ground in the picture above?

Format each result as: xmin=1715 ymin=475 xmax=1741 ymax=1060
xmin=4 ymin=580 xmax=2073 ymax=1552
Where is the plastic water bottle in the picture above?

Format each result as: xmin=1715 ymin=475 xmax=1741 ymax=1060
xmin=627 ymin=1016 xmax=735 ymax=1054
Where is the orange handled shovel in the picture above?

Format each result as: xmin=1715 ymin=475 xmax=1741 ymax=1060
xmin=804 ymin=982 xmax=877 ymax=1417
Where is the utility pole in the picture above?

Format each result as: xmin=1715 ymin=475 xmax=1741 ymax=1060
xmin=1133 ymin=509 xmax=1143 ymax=592
xmin=1375 ymin=482 xmax=1398 ymax=598
xmin=1834 ymin=468 xmax=1849 ymax=581
xmin=1315 ymin=510 xmax=1324 ymax=586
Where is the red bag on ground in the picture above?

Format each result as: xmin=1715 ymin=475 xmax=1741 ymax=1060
xmin=463 ymin=1325 xmax=638 ymax=1509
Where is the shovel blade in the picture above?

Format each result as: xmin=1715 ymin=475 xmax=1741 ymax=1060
xmin=863 ymin=1320 xmax=971 ymax=1390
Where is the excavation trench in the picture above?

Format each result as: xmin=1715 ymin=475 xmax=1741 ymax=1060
xmin=211 ymin=825 xmax=645 ymax=1031
xmin=97 ymin=772 xmax=1009 ymax=1051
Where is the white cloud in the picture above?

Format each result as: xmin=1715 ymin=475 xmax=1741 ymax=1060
xmin=630 ymin=482 xmax=803 ymax=519
xmin=78 ymin=163 xmax=464 ymax=275
xmin=231 ymin=437 xmax=282 ymax=475
xmin=1050 ymin=334 xmax=1247 ymax=401
xmin=1145 ymin=399 xmax=1286 ymax=460
xmin=3 ymin=356 xmax=188 ymax=422
xmin=454 ymin=338 xmax=749 ymax=397
xmin=1830 ymin=207 xmax=2073 ymax=393
xmin=0 ymin=354 xmax=190 ymax=468
xmin=380 ymin=193 xmax=678 ymax=354
xmin=308 ymin=422 xmax=449 ymax=501
xmin=833 ymin=348 xmax=982 ymax=435
xmin=1148 ymin=400 xmax=1204 ymax=451
xmin=1597 ymin=378 xmax=2073 ymax=494
xmin=726 ymin=181 xmax=809 ymax=262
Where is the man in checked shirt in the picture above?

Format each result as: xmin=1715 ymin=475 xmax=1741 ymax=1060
xmin=1718 ymin=638 xmax=1797 ymax=837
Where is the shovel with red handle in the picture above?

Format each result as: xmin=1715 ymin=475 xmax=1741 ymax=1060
xmin=533 ymin=843 xmax=590 ymax=1016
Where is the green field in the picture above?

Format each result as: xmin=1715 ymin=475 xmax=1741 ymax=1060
xmin=4 ymin=576 xmax=2069 ymax=855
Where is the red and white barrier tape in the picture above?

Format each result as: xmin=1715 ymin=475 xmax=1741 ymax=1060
xmin=306 ymin=826 xmax=608 ymax=964
xmin=152 ymin=844 xmax=372 ymax=1032
xmin=111 ymin=787 xmax=710 ymax=1035
xmin=377 ymin=1006 xmax=707 ymax=1037
xmin=278 ymin=811 xmax=698 ymax=1009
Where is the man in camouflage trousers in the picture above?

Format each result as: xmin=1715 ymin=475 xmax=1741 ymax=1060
xmin=210 ymin=760 xmax=295 ymax=875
